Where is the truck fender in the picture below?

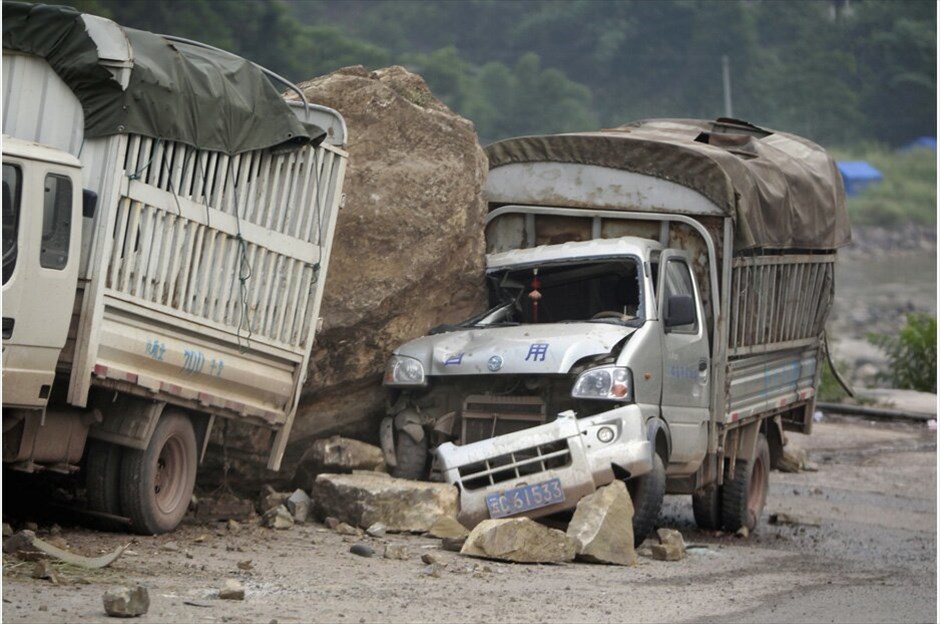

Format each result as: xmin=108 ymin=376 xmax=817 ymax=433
xmin=646 ymin=418 xmax=671 ymax=463
xmin=393 ymin=408 xmax=426 ymax=445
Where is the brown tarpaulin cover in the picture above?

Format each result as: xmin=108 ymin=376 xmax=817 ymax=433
xmin=486 ymin=118 xmax=851 ymax=252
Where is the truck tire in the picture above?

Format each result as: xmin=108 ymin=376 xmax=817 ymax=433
xmin=627 ymin=453 xmax=665 ymax=547
xmin=721 ymin=434 xmax=770 ymax=533
xmin=391 ymin=430 xmax=428 ymax=480
xmin=85 ymin=439 xmax=124 ymax=529
xmin=691 ymin=484 xmax=722 ymax=531
xmin=120 ymin=412 xmax=197 ymax=535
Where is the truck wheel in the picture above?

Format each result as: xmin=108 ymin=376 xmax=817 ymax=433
xmin=627 ymin=453 xmax=666 ymax=547
xmin=85 ymin=439 xmax=124 ymax=529
xmin=691 ymin=484 xmax=722 ymax=531
xmin=391 ymin=430 xmax=428 ymax=480
xmin=721 ymin=434 xmax=770 ymax=533
xmin=120 ymin=412 xmax=197 ymax=535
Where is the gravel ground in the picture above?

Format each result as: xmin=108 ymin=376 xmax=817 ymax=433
xmin=2 ymin=416 xmax=935 ymax=624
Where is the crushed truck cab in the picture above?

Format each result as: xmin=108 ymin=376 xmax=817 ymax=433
xmin=383 ymin=118 xmax=849 ymax=543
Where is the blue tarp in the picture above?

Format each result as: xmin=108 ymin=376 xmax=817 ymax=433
xmin=837 ymin=161 xmax=883 ymax=197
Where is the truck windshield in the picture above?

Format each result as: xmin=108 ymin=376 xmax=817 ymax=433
xmin=481 ymin=258 xmax=644 ymax=325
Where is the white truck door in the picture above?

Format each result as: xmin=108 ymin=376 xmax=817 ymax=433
xmin=657 ymin=251 xmax=710 ymax=465
xmin=2 ymin=155 xmax=82 ymax=407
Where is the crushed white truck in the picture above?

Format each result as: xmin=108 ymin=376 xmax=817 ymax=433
xmin=382 ymin=118 xmax=850 ymax=543
xmin=2 ymin=3 xmax=347 ymax=533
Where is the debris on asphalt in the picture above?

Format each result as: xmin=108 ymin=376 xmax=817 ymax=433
xmin=218 ymin=579 xmax=245 ymax=601
xmin=461 ymin=518 xmax=576 ymax=564
xmin=102 ymin=585 xmax=150 ymax=617
xmin=349 ymin=543 xmax=374 ymax=558
xmin=383 ymin=543 xmax=410 ymax=560
xmin=262 ymin=505 xmax=294 ymax=530
xmin=769 ymin=512 xmax=821 ymax=527
xmin=294 ymin=436 xmax=387 ymax=491
xmin=286 ymin=489 xmax=312 ymax=523
xmin=566 ymin=480 xmax=636 ymax=566
xmin=651 ymin=528 xmax=687 ymax=562
xmin=428 ymin=515 xmax=469 ymax=539
xmin=313 ymin=472 xmax=458 ymax=533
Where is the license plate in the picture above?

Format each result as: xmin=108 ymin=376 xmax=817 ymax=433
xmin=485 ymin=478 xmax=565 ymax=518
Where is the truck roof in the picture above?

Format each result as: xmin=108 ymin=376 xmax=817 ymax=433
xmin=487 ymin=236 xmax=660 ymax=271
xmin=2 ymin=135 xmax=82 ymax=168
xmin=486 ymin=118 xmax=851 ymax=252
xmin=2 ymin=2 xmax=327 ymax=155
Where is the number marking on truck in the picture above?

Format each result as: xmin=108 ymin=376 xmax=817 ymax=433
xmin=182 ymin=349 xmax=205 ymax=375
xmin=145 ymin=339 xmax=167 ymax=361
xmin=485 ymin=478 xmax=564 ymax=518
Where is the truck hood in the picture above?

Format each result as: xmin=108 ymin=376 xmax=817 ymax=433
xmin=395 ymin=323 xmax=637 ymax=376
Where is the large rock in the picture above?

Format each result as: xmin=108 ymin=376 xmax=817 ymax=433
xmin=293 ymin=436 xmax=386 ymax=490
xmin=312 ymin=472 xmax=458 ymax=533
xmin=566 ymin=481 xmax=636 ymax=566
xmin=289 ymin=65 xmax=488 ymax=444
xmin=461 ymin=518 xmax=576 ymax=564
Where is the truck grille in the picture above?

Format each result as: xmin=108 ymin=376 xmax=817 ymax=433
xmin=460 ymin=395 xmax=545 ymax=445
xmin=457 ymin=439 xmax=571 ymax=491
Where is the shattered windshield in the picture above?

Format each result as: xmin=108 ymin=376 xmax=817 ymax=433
xmin=473 ymin=257 xmax=645 ymax=327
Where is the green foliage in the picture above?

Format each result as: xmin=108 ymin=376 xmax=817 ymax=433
xmin=867 ymin=314 xmax=937 ymax=393
xmin=818 ymin=358 xmax=849 ymax=402
xmin=833 ymin=145 xmax=937 ymax=226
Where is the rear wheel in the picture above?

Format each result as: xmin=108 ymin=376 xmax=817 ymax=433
xmin=390 ymin=429 xmax=428 ymax=480
xmin=85 ymin=439 xmax=124 ymax=530
xmin=721 ymin=434 xmax=770 ymax=533
xmin=691 ymin=483 xmax=722 ymax=530
xmin=627 ymin=453 xmax=666 ymax=547
xmin=120 ymin=412 xmax=197 ymax=535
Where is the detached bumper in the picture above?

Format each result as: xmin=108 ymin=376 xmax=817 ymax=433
xmin=436 ymin=405 xmax=652 ymax=527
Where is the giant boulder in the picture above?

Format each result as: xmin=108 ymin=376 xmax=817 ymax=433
xmin=290 ymin=66 xmax=488 ymax=446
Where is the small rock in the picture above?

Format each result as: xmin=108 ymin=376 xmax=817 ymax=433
xmin=2 ymin=523 xmax=12 ymax=538
xmin=441 ymin=536 xmax=466 ymax=552
xmin=383 ymin=543 xmax=410 ymax=560
xmin=46 ymin=535 xmax=69 ymax=550
xmin=777 ymin=447 xmax=806 ymax=473
xmin=366 ymin=522 xmax=387 ymax=538
xmin=31 ymin=560 xmax=60 ymax=583
xmin=735 ymin=526 xmax=750 ymax=539
xmin=219 ymin=578 xmax=245 ymax=601
xmin=325 ymin=517 xmax=341 ymax=530
xmin=161 ymin=541 xmax=180 ymax=552
xmin=287 ymin=489 xmax=312 ymax=524
xmin=23 ymin=522 xmax=38 ymax=532
xmin=50 ymin=524 xmax=62 ymax=536
xmin=803 ymin=460 xmax=820 ymax=472
xmin=103 ymin=585 xmax=150 ymax=617
xmin=421 ymin=552 xmax=443 ymax=565
xmin=428 ymin=515 xmax=469 ymax=539
xmin=334 ymin=522 xmax=359 ymax=536
xmin=262 ymin=505 xmax=294 ymax=530
xmin=237 ymin=560 xmax=253 ymax=571
xmin=349 ymin=543 xmax=374 ymax=558
xmin=650 ymin=528 xmax=686 ymax=562
xmin=422 ymin=563 xmax=443 ymax=578
xmin=259 ymin=486 xmax=292 ymax=515
xmin=227 ymin=519 xmax=241 ymax=532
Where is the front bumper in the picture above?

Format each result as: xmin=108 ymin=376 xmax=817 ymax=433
xmin=436 ymin=405 xmax=652 ymax=527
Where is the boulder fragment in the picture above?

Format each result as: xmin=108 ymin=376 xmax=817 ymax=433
xmin=294 ymin=436 xmax=386 ymax=490
xmin=287 ymin=489 xmax=312 ymax=523
xmin=566 ymin=481 xmax=636 ymax=566
xmin=428 ymin=515 xmax=469 ymax=539
xmin=461 ymin=518 xmax=576 ymax=564
xmin=650 ymin=528 xmax=686 ymax=562
xmin=313 ymin=472 xmax=458 ymax=533
xmin=103 ymin=585 xmax=150 ymax=617
xmin=218 ymin=579 xmax=245 ymax=601
xmin=262 ymin=505 xmax=294 ymax=530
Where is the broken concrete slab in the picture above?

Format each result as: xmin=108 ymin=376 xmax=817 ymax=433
xmin=313 ymin=472 xmax=458 ymax=533
xmin=103 ymin=585 xmax=150 ymax=617
xmin=428 ymin=515 xmax=469 ymax=540
xmin=294 ymin=436 xmax=387 ymax=490
xmin=287 ymin=489 xmax=312 ymax=524
xmin=461 ymin=518 xmax=576 ymax=564
xmin=218 ymin=579 xmax=245 ymax=601
xmin=651 ymin=528 xmax=686 ymax=561
xmin=262 ymin=505 xmax=294 ymax=530
xmin=566 ymin=481 xmax=636 ymax=566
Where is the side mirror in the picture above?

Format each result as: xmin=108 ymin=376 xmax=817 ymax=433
xmin=664 ymin=294 xmax=696 ymax=330
xmin=82 ymin=189 xmax=98 ymax=218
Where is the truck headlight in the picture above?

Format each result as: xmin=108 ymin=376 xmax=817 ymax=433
xmin=572 ymin=366 xmax=633 ymax=401
xmin=384 ymin=355 xmax=427 ymax=387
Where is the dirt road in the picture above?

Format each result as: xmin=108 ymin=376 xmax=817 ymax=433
xmin=2 ymin=416 xmax=935 ymax=624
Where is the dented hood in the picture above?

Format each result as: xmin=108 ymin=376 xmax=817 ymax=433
xmin=395 ymin=323 xmax=636 ymax=376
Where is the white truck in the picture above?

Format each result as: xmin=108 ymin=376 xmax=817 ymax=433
xmin=2 ymin=4 xmax=347 ymax=534
xmin=382 ymin=118 xmax=850 ymax=543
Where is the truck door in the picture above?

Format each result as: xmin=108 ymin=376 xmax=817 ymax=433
xmin=657 ymin=251 xmax=710 ymax=466
xmin=2 ymin=155 xmax=82 ymax=408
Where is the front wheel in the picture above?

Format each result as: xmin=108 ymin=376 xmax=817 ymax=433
xmin=721 ymin=434 xmax=770 ymax=533
xmin=120 ymin=412 xmax=197 ymax=535
xmin=627 ymin=453 xmax=666 ymax=547
xmin=390 ymin=429 xmax=428 ymax=480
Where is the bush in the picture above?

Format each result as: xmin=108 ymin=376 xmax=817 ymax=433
xmin=867 ymin=313 xmax=937 ymax=393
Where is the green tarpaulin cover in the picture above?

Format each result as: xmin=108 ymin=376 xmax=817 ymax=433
xmin=3 ymin=2 xmax=324 ymax=155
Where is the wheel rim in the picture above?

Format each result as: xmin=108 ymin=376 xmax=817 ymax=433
xmin=746 ymin=455 xmax=767 ymax=526
xmin=153 ymin=435 xmax=189 ymax=516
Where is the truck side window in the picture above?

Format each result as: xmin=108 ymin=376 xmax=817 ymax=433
xmin=2 ymin=164 xmax=21 ymax=284
xmin=40 ymin=173 xmax=73 ymax=270
xmin=663 ymin=259 xmax=697 ymax=333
